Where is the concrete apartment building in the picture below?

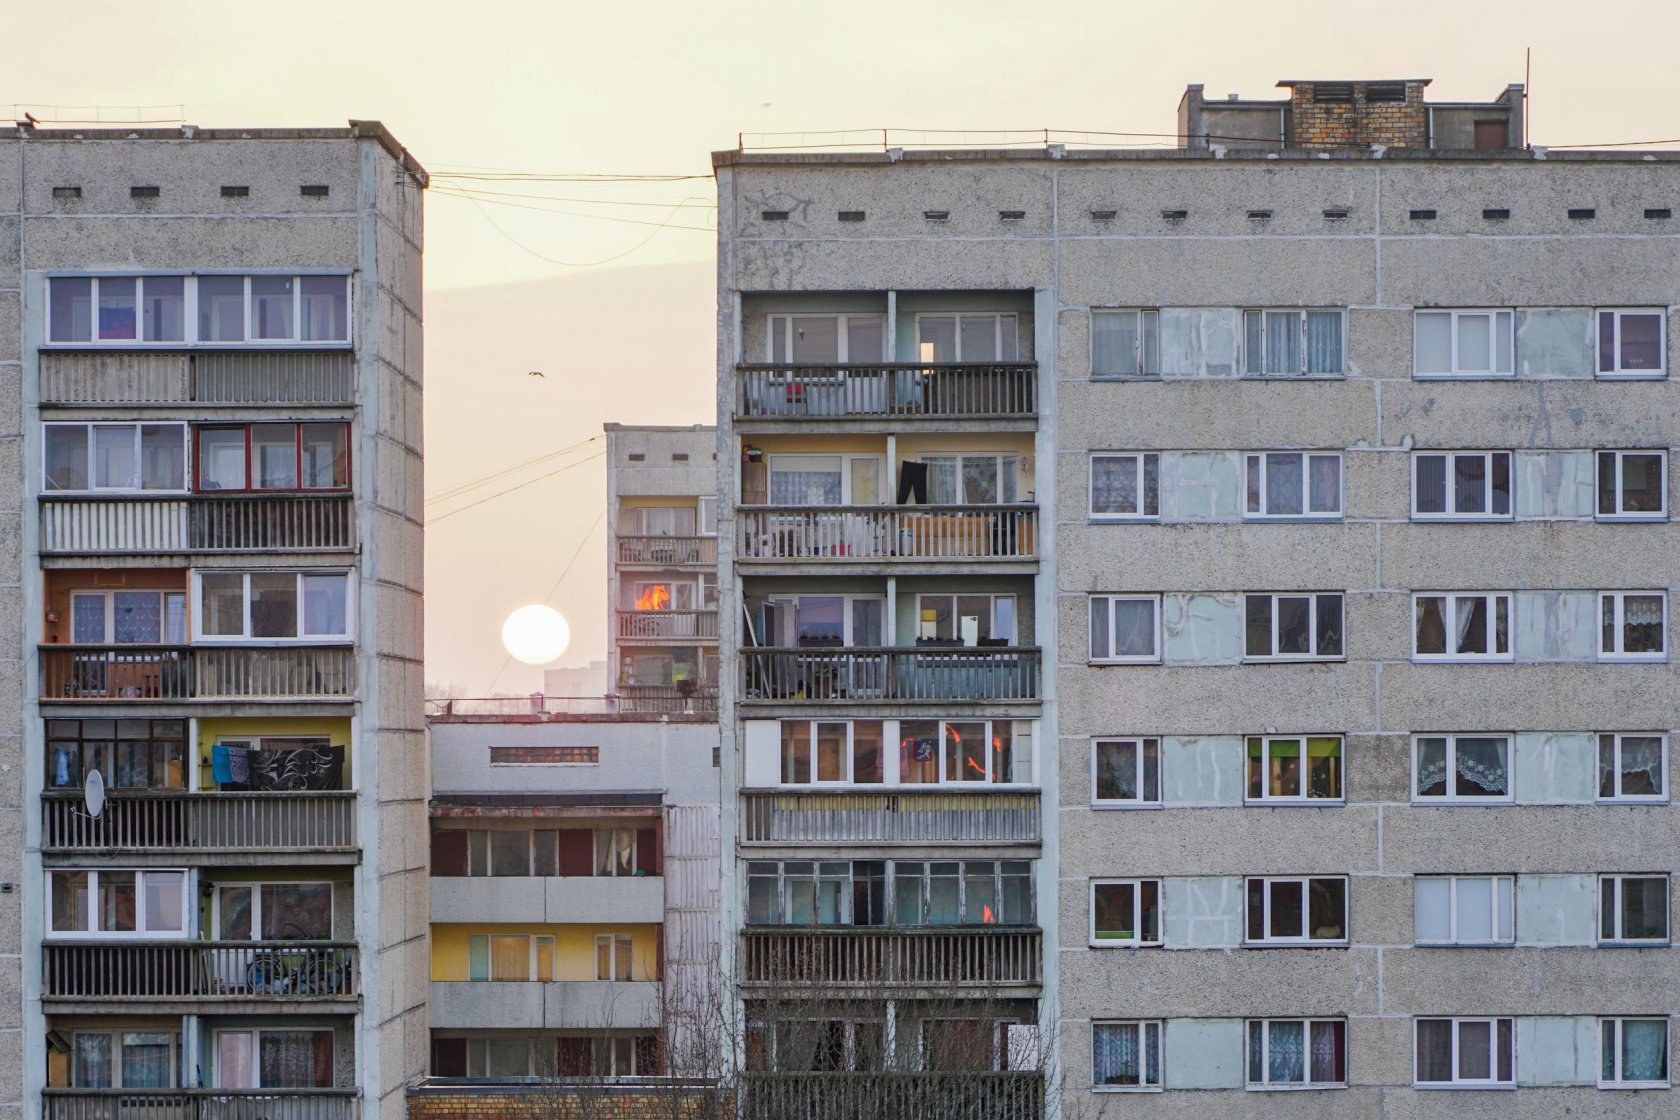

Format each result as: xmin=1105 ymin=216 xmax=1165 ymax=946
xmin=1 ymin=122 xmax=429 ymax=1120
xmin=713 ymin=78 xmax=1678 ymax=1115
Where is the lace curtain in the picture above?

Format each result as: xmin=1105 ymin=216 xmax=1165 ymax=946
xmin=1095 ymin=1024 xmax=1154 ymax=1085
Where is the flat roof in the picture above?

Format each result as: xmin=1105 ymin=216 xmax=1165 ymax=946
xmin=714 ymin=146 xmax=1680 ymax=169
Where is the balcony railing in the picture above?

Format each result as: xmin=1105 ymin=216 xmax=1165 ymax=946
xmin=741 ymin=647 xmax=1040 ymax=703
xmin=43 ymin=941 xmax=358 ymax=1000
xmin=617 ymin=535 xmax=717 ymax=566
xmin=617 ymin=684 xmax=719 ymax=715
xmin=737 ymin=364 xmax=1036 ymax=421
xmin=616 ymin=610 xmax=719 ymax=641
xmin=740 ymin=789 xmax=1040 ymax=845
xmin=40 ymin=646 xmax=355 ymax=702
xmin=740 ymin=1073 xmax=1043 ymax=1120
xmin=40 ymin=350 xmax=354 ymax=406
xmin=43 ymin=1090 xmax=358 ymax=1120
xmin=739 ymin=506 xmax=1036 ymax=562
xmin=739 ymin=928 xmax=1042 ymax=989
xmin=42 ymin=791 xmax=357 ymax=852
xmin=41 ymin=495 xmax=354 ymax=554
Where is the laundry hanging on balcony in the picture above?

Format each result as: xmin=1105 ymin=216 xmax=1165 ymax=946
xmin=896 ymin=460 xmax=929 ymax=505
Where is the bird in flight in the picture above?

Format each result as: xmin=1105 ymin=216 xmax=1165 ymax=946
xmin=528 ymin=371 xmax=545 ymax=378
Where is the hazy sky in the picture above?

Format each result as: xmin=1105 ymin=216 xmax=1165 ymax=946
xmin=11 ymin=0 xmax=1679 ymax=692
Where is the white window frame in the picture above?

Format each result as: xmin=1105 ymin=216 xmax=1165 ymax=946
xmin=46 ymin=868 xmax=190 ymax=940
xmin=1600 ymin=875 xmax=1670 ymax=945
xmin=69 ymin=589 xmax=188 ymax=646
xmin=1245 ymin=735 xmax=1344 ymax=804
xmin=210 ymin=880 xmax=335 ymax=941
xmin=1089 ymin=594 xmax=1162 ymax=664
xmin=922 ymin=452 xmax=1020 ymax=506
xmin=212 ymin=1029 xmax=335 ymax=1089
xmin=1246 ymin=1018 xmax=1347 ymax=1089
xmin=1091 ymin=1020 xmax=1162 ymax=1091
xmin=1089 ymin=453 xmax=1159 ymax=520
xmin=1597 ymin=309 xmax=1668 ymax=378
xmin=1413 ymin=876 xmax=1516 ymax=946
xmin=71 ymin=1030 xmax=182 ymax=1089
xmin=1411 ymin=734 xmax=1514 ymax=804
xmin=45 ymin=273 xmax=352 ymax=347
xmin=1599 ymin=591 xmax=1668 ymax=661
xmin=777 ymin=719 xmax=898 ymax=787
xmin=914 ymin=592 xmax=1016 ymax=645
xmin=1410 ymin=451 xmax=1514 ymax=520
xmin=1413 ymin=1018 xmax=1515 ymax=1087
xmin=595 ymin=932 xmax=635 ymax=980
xmin=895 ymin=718 xmax=1034 ymax=788
xmin=1092 ymin=737 xmax=1161 ymax=807
xmin=1411 ymin=592 xmax=1513 ymax=662
xmin=468 ymin=932 xmax=556 ymax=982
xmin=1089 ymin=309 xmax=1160 ymax=378
xmin=190 ymin=569 xmax=354 ymax=644
xmin=1599 ymin=733 xmax=1668 ymax=802
xmin=1245 ymin=876 xmax=1348 ymax=946
xmin=766 ymin=313 xmax=885 ymax=363
xmin=1413 ymin=309 xmax=1515 ymax=378
xmin=913 ymin=312 xmax=1020 ymax=362
xmin=1597 ymin=450 xmax=1668 ymax=521
xmin=1243 ymin=593 xmax=1344 ymax=662
xmin=1599 ymin=1018 xmax=1671 ymax=1089
xmin=765 ymin=452 xmax=883 ymax=507
xmin=1240 ymin=308 xmax=1346 ymax=377
xmin=1089 ymin=879 xmax=1163 ymax=948
xmin=1244 ymin=452 xmax=1343 ymax=519
xmin=697 ymin=495 xmax=718 ymax=536
xmin=42 ymin=422 xmax=190 ymax=494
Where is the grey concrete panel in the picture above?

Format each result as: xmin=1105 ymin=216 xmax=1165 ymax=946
xmin=1062 ymin=806 xmax=1379 ymax=879
xmin=1513 ymin=450 xmax=1594 ymax=518
xmin=1055 ymin=162 xmax=1380 ymax=239
xmin=1063 ymin=949 xmax=1380 ymax=1018
xmin=1379 ymin=662 xmax=1676 ymax=731
xmin=1161 ymin=595 xmax=1243 ymax=664
xmin=1058 ymin=379 xmax=1380 ymax=450
xmin=1514 ymin=1017 xmax=1597 ymax=1086
xmin=1379 ymin=237 xmax=1679 ymax=308
xmin=21 ymin=216 xmax=358 ymax=270
xmin=1513 ymin=733 xmax=1597 ymax=804
xmin=1387 ymin=528 xmax=1674 ymax=593
xmin=1058 ymin=237 xmax=1378 ymax=308
xmin=731 ymin=163 xmax=1056 ymax=240
xmin=1160 ymin=877 xmax=1242 ymax=947
xmin=1056 ymin=659 xmax=1379 ymax=736
xmin=1156 ymin=451 xmax=1242 ymax=521
xmin=730 ymin=238 xmax=1055 ymax=294
xmin=1515 ymin=875 xmax=1598 ymax=946
xmin=1384 ymin=806 xmax=1679 ymax=875
xmin=1380 ymin=379 xmax=1677 ymax=450
xmin=1159 ymin=736 xmax=1244 ymax=806
xmin=1161 ymin=1018 xmax=1245 ymax=1089
xmin=18 ymin=140 xmax=361 ymax=214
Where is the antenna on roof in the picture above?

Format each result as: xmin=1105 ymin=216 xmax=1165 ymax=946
xmin=1525 ymin=47 xmax=1532 ymax=149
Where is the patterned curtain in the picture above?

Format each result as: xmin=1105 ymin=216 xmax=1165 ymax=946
xmin=1305 ymin=311 xmax=1343 ymax=373
xmin=1267 ymin=1020 xmax=1305 ymax=1083
xmin=1094 ymin=1024 xmax=1141 ymax=1085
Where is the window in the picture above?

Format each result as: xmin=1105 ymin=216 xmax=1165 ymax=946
xmin=72 ymin=1031 xmax=179 ymax=1089
xmin=1090 ymin=595 xmax=1160 ymax=663
xmin=595 ymin=829 xmax=639 ymax=876
xmin=70 ymin=591 xmax=187 ymax=645
xmin=767 ymin=314 xmax=884 ymax=363
xmin=48 ymin=275 xmax=348 ymax=345
xmin=48 ymin=869 xmax=187 ymax=938
xmin=1413 ymin=593 xmax=1512 ymax=661
xmin=1246 ymin=736 xmax=1343 ymax=802
xmin=1413 ymin=735 xmax=1512 ymax=802
xmin=1245 ymin=453 xmax=1342 ymax=518
xmin=1601 ymin=876 xmax=1669 ymax=944
xmin=1414 ymin=876 xmax=1515 ymax=945
xmin=1414 ymin=310 xmax=1514 ymax=377
xmin=1240 ymin=310 xmax=1345 ymax=375
xmin=1601 ymin=1018 xmax=1670 ymax=1088
xmin=44 ymin=423 xmax=187 ymax=492
xmin=1412 ymin=451 xmax=1512 ymax=519
xmin=698 ymin=495 xmax=718 ymax=535
xmin=916 ymin=313 xmax=1019 ymax=362
xmin=915 ymin=594 xmax=1015 ymax=644
xmin=1093 ymin=1021 xmax=1161 ymax=1090
xmin=1414 ymin=1019 xmax=1513 ymax=1087
xmin=1600 ymin=734 xmax=1667 ymax=801
xmin=1245 ymin=877 xmax=1347 ymax=944
xmin=894 ymin=860 xmax=1032 ymax=926
xmin=766 ymin=454 xmax=881 ymax=506
xmin=1090 ymin=880 xmax=1161 ymax=946
xmin=196 ymin=424 xmax=351 ymax=491
xmin=752 ymin=1020 xmax=884 ymax=1074
xmin=465 ymin=1037 xmax=549 ymax=1078
xmin=1090 ymin=454 xmax=1159 ymax=519
xmin=1090 ymin=310 xmax=1159 ymax=377
xmin=215 ymin=1030 xmax=333 ymax=1089
xmin=780 ymin=720 xmax=884 ymax=785
xmin=748 ymin=860 xmax=1032 ymax=927
xmin=1247 ymin=1020 xmax=1346 ymax=1088
xmin=1598 ymin=451 xmax=1667 ymax=520
xmin=1600 ymin=592 xmax=1667 ymax=660
xmin=213 ymin=882 xmax=334 ymax=940
xmin=1598 ymin=310 xmax=1666 ymax=376
xmin=468 ymin=933 xmax=557 ymax=981
xmin=596 ymin=933 xmax=635 ymax=980
xmin=1244 ymin=594 xmax=1343 ymax=660
xmin=1093 ymin=738 xmax=1160 ymax=805
xmin=923 ymin=453 xmax=1019 ymax=505
xmin=46 ymin=718 xmax=186 ymax=790
xmin=898 ymin=720 xmax=1032 ymax=786
xmin=194 ymin=570 xmax=352 ymax=641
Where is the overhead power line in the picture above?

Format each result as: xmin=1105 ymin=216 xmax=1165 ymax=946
xmin=483 ymin=507 xmax=607 ymax=696
xmin=426 ymin=434 xmax=604 ymax=507
xmin=427 ymin=449 xmax=605 ymax=525
xmin=432 ymin=186 xmax=715 ymax=232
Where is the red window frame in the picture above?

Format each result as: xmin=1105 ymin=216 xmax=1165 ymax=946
xmin=193 ymin=422 xmax=351 ymax=494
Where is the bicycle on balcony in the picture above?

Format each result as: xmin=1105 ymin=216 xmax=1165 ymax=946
xmin=242 ymin=945 xmax=346 ymax=996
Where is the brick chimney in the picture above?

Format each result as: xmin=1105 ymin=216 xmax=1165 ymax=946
xmin=1282 ymin=80 xmax=1431 ymax=149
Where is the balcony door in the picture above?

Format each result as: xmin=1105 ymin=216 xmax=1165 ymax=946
xmin=768 ymin=314 xmax=885 ymax=364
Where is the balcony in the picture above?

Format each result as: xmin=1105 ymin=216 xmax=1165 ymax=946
xmin=740 ymin=1073 xmax=1043 ymax=1120
xmin=739 ymin=790 xmax=1040 ymax=846
xmin=40 ymin=646 xmax=355 ymax=702
xmin=738 ymin=506 xmax=1036 ymax=564
xmin=40 ymin=350 xmax=354 ymax=406
xmin=617 ymin=535 xmax=717 ymax=567
xmin=429 ymin=980 xmax=662 ymax=1030
xmin=617 ymin=683 xmax=718 ymax=715
xmin=43 ymin=1090 xmax=357 ymax=1120
xmin=739 ymin=928 xmax=1042 ymax=993
xmin=430 ymin=875 xmax=665 ymax=925
xmin=42 ymin=791 xmax=356 ymax=854
xmin=616 ymin=610 xmax=719 ymax=643
xmin=737 ymin=364 xmax=1036 ymax=422
xmin=43 ymin=941 xmax=358 ymax=1005
xmin=41 ymin=494 xmax=355 ymax=555
xmin=741 ymin=647 xmax=1040 ymax=704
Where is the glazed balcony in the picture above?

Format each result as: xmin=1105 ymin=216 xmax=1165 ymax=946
xmin=738 ymin=505 xmax=1036 ymax=564
xmin=40 ymin=494 xmax=355 ymax=555
xmin=43 ymin=1090 xmax=358 ymax=1120
xmin=741 ymin=647 xmax=1040 ymax=704
xmin=739 ymin=789 xmax=1040 ymax=846
xmin=41 ymin=791 xmax=357 ymax=855
xmin=615 ymin=609 xmax=719 ymax=642
xmin=616 ymin=535 xmax=717 ymax=567
xmin=40 ymin=350 xmax=354 ymax=406
xmin=740 ymin=1073 xmax=1043 ymax=1120
xmin=736 ymin=363 xmax=1036 ymax=422
xmin=42 ymin=941 xmax=358 ymax=1003
xmin=739 ymin=927 xmax=1042 ymax=993
xmin=40 ymin=645 xmax=354 ymax=702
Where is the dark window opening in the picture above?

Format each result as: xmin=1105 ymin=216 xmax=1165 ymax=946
xmin=130 ymin=186 xmax=160 ymax=199
xmin=923 ymin=210 xmax=950 ymax=221
xmin=221 ymin=185 xmax=250 ymax=198
xmin=760 ymin=210 xmax=789 ymax=221
xmin=1409 ymin=209 xmax=1438 ymax=221
xmin=671 ymin=453 xmax=689 ymax=462
xmin=300 ymin=184 xmax=330 ymax=198
xmin=1482 ymin=208 xmax=1510 ymax=221
xmin=627 ymin=453 xmax=645 ymax=462
xmin=1160 ymin=209 xmax=1188 ymax=221
xmin=1568 ymin=208 xmax=1596 ymax=220
xmin=998 ymin=210 xmax=1025 ymax=221
xmin=1313 ymin=83 xmax=1354 ymax=103
xmin=1322 ymin=209 xmax=1349 ymax=221
xmin=837 ymin=210 xmax=865 ymax=222
xmin=52 ymin=186 xmax=81 ymax=200
xmin=1089 ymin=209 xmax=1117 ymax=221
xmin=1644 ymin=208 xmax=1672 ymax=220
xmin=1365 ymin=84 xmax=1406 ymax=103
xmin=1247 ymin=210 xmax=1273 ymax=221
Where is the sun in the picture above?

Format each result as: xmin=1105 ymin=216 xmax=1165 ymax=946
xmin=501 ymin=604 xmax=572 ymax=666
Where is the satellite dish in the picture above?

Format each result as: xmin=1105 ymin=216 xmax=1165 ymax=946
xmin=84 ymin=769 xmax=105 ymax=819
